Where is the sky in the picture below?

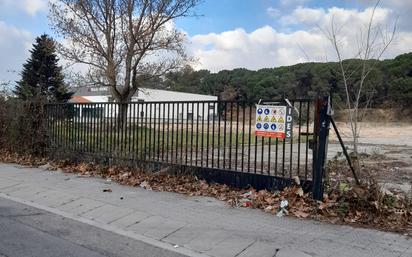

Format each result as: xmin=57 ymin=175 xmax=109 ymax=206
xmin=1 ymin=0 xmax=412 ymax=84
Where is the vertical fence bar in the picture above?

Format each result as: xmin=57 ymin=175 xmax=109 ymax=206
xmin=162 ymin=103 xmax=166 ymax=161
xmin=134 ymin=103 xmax=141 ymax=160
xmin=200 ymin=103 xmax=205 ymax=167
xmin=58 ymin=104 xmax=62 ymax=149
xmin=131 ymin=103 xmax=135 ymax=159
xmin=82 ymin=104 xmax=85 ymax=152
xmin=64 ymin=104 xmax=67 ymax=150
xmin=101 ymin=103 xmax=105 ymax=156
xmin=126 ymin=104 xmax=131 ymax=159
xmin=61 ymin=105 xmax=65 ymax=150
xmin=57 ymin=104 xmax=62 ymax=150
xmin=217 ymin=101 xmax=221 ymax=169
xmin=248 ymin=105 xmax=252 ymax=173
xmin=144 ymin=103 xmax=148 ymax=161
xmin=180 ymin=103 xmax=185 ymax=164
xmin=235 ymin=103 xmax=239 ymax=171
xmin=96 ymin=103 xmax=100 ymax=154
xmin=140 ymin=103 xmax=144 ymax=160
xmin=82 ymin=103 xmax=86 ymax=153
xmin=106 ymin=104 xmax=110 ymax=157
xmin=171 ymin=103 xmax=175 ymax=163
xmin=92 ymin=104 xmax=96 ymax=154
xmin=211 ymin=102 xmax=216 ymax=168
xmin=206 ymin=103 xmax=210 ymax=167
xmin=110 ymin=103 xmax=114 ymax=158
xmin=166 ymin=103 xmax=170 ymax=163
xmin=157 ymin=103 xmax=161 ymax=161
xmin=289 ymin=101 xmax=294 ymax=178
xmin=56 ymin=105 xmax=60 ymax=149
xmin=148 ymin=103 xmax=153 ymax=160
xmin=261 ymin=136 xmax=264 ymax=174
xmin=175 ymin=103 xmax=180 ymax=163
xmin=195 ymin=102 xmax=199 ymax=166
xmin=50 ymin=105 xmax=54 ymax=149
xmin=275 ymin=138 xmax=279 ymax=176
xmin=86 ymin=104 xmax=89 ymax=153
xmin=76 ymin=105 xmax=80 ymax=152
xmin=267 ymin=137 xmax=271 ymax=175
xmin=200 ymin=103 xmax=204 ymax=167
xmin=241 ymin=106 xmax=245 ymax=172
xmin=94 ymin=103 xmax=98 ymax=153
xmin=228 ymin=102 xmax=233 ymax=170
xmin=77 ymin=105 xmax=80 ymax=152
xmin=254 ymin=119 xmax=258 ymax=174
xmin=84 ymin=103 xmax=89 ymax=152
xmin=116 ymin=104 xmax=121 ymax=158
xmin=152 ymin=103 xmax=156 ymax=161
xmin=156 ymin=102 xmax=161 ymax=161
xmin=297 ymin=101 xmax=302 ymax=176
xmin=119 ymin=104 xmax=124 ymax=158
xmin=65 ymin=105 xmax=69 ymax=151
xmin=156 ymin=102 xmax=160 ymax=161
xmin=185 ymin=102 xmax=189 ymax=165
xmin=100 ymin=103 xmax=104 ymax=155
xmin=223 ymin=102 xmax=227 ymax=169
xmin=190 ymin=102 xmax=194 ymax=166
xmin=305 ymin=102 xmax=310 ymax=180
xmin=282 ymin=137 xmax=286 ymax=177
xmin=179 ymin=103 xmax=185 ymax=164
xmin=94 ymin=104 xmax=98 ymax=154
xmin=69 ymin=105 xmax=73 ymax=151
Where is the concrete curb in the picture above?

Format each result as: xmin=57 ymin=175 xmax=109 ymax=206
xmin=0 ymin=193 xmax=210 ymax=257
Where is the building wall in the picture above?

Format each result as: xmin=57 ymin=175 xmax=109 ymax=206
xmin=74 ymin=102 xmax=217 ymax=121
xmin=73 ymin=88 xmax=218 ymax=121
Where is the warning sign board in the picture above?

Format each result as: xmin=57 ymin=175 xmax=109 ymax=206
xmin=255 ymin=105 xmax=293 ymax=139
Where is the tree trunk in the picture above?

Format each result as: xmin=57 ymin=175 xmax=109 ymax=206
xmin=117 ymin=102 xmax=128 ymax=132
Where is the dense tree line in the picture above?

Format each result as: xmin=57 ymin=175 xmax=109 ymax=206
xmin=156 ymin=53 xmax=412 ymax=109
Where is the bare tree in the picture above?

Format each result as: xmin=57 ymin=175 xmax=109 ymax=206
xmin=49 ymin=0 xmax=200 ymax=124
xmin=320 ymin=0 xmax=397 ymax=175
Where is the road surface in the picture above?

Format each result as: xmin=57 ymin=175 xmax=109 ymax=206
xmin=0 ymin=197 xmax=186 ymax=257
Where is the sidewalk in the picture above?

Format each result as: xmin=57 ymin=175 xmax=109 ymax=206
xmin=0 ymin=163 xmax=410 ymax=257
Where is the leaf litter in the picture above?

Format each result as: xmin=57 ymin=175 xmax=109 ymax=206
xmin=0 ymin=150 xmax=411 ymax=236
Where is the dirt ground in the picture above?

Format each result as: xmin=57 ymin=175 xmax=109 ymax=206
xmin=328 ymin=122 xmax=412 ymax=195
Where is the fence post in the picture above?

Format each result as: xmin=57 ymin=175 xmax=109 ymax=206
xmin=312 ymin=96 xmax=331 ymax=200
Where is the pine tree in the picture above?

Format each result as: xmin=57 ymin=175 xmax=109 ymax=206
xmin=14 ymin=34 xmax=72 ymax=102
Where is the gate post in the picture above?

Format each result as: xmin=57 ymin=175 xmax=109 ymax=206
xmin=312 ymin=96 xmax=331 ymax=200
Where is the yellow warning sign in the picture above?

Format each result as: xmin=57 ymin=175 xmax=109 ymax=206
xmin=257 ymin=116 xmax=262 ymax=122
xmin=271 ymin=116 xmax=277 ymax=122
xmin=278 ymin=117 xmax=284 ymax=123
xmin=264 ymin=116 xmax=269 ymax=122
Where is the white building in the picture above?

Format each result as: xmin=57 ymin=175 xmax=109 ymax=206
xmin=69 ymin=87 xmax=218 ymax=121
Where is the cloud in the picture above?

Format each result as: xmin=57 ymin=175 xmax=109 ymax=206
xmin=0 ymin=21 xmax=33 ymax=83
xmin=267 ymin=7 xmax=281 ymax=18
xmin=280 ymin=6 xmax=325 ymax=25
xmin=189 ymin=26 xmax=328 ymax=72
xmin=0 ymin=0 xmax=48 ymax=16
xmin=280 ymin=0 xmax=311 ymax=7
xmin=189 ymin=6 xmax=411 ymax=72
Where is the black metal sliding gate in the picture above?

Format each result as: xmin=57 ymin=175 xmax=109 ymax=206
xmin=45 ymin=99 xmax=326 ymax=194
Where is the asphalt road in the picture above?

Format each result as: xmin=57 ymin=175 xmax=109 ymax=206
xmin=0 ymin=197 xmax=186 ymax=257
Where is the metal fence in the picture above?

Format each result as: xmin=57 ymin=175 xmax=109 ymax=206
xmin=45 ymin=99 xmax=318 ymax=190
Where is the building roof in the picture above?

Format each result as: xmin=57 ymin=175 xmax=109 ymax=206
xmin=71 ymin=86 xmax=112 ymax=97
xmin=69 ymin=95 xmax=92 ymax=103
xmin=71 ymin=86 xmax=217 ymax=99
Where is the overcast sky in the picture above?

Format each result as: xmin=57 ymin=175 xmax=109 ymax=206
xmin=1 ymin=0 xmax=412 ymax=83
